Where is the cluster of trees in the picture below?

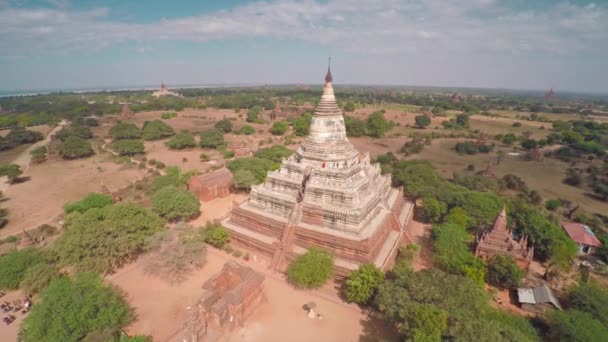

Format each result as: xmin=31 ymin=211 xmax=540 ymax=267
xmin=292 ymin=111 xmax=313 ymax=136
xmin=414 ymin=114 xmax=431 ymax=128
xmin=199 ymin=129 xmax=225 ymax=149
xmin=454 ymin=141 xmax=493 ymax=155
xmin=109 ymin=122 xmax=146 ymax=156
xmin=30 ymin=146 xmax=47 ymax=163
xmin=0 ymin=164 xmax=23 ymax=184
xmin=0 ymin=127 xmax=43 ymax=151
xmin=344 ymin=110 xmax=394 ymax=138
xmin=442 ymin=114 xmax=470 ymax=129
xmin=227 ymin=145 xmax=293 ymax=189
xmin=166 ymin=131 xmax=196 ymax=150
xmin=287 ymin=248 xmax=334 ymax=288
xmin=142 ymin=120 xmax=174 ymax=140
xmin=64 ymin=193 xmax=114 ymax=214
xmin=270 ymin=121 xmax=289 ymax=135
xmin=550 ymin=120 xmax=607 ymax=161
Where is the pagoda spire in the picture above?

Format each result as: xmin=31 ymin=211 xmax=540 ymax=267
xmin=325 ymin=57 xmax=333 ymax=83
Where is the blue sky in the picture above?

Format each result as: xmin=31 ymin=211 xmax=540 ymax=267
xmin=1 ymin=0 xmax=607 ymax=93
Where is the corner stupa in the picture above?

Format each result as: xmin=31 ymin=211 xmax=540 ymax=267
xmin=222 ymin=63 xmax=414 ymax=276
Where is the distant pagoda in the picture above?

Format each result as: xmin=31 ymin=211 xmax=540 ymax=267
xmin=152 ymin=81 xmax=181 ymax=98
xmin=544 ymin=88 xmax=557 ymax=101
xmin=222 ymin=64 xmax=413 ymax=276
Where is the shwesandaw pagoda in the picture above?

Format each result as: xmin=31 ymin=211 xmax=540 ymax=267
xmin=222 ymin=64 xmax=414 ymax=277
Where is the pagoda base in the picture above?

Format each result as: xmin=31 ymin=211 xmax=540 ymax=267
xmin=222 ymin=189 xmax=414 ymax=277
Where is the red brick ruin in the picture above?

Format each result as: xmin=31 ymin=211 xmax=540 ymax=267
xmin=188 ymin=168 xmax=234 ymax=202
xmin=475 ymin=208 xmax=534 ymax=269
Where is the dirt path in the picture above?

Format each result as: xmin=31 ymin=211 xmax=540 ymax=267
xmin=405 ymin=218 xmax=434 ymax=271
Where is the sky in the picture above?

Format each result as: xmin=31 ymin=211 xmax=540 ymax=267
xmin=0 ymin=0 xmax=607 ymax=93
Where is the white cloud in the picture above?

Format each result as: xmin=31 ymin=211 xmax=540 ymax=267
xmin=0 ymin=0 xmax=606 ymax=58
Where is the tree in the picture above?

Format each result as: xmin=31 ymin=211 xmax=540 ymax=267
xmin=0 ymin=248 xmax=46 ymax=290
xmin=569 ymin=283 xmax=608 ymax=326
xmin=57 ymin=125 xmax=93 ymax=141
xmin=30 ymin=146 xmax=47 ymax=163
xmin=203 ymin=223 xmax=230 ymax=248
xmin=367 ymin=110 xmax=392 ymax=138
xmin=344 ymin=102 xmax=356 ymax=112
xmin=109 ymin=122 xmax=141 ymax=139
xmin=287 ymin=248 xmax=333 ymax=289
xmin=247 ymin=105 xmax=262 ymax=123
xmin=143 ymin=227 xmax=206 ymax=284
xmin=502 ymin=133 xmax=517 ymax=145
xmin=293 ymin=112 xmax=313 ymax=136
xmin=150 ymin=166 xmax=196 ymax=193
xmin=84 ymin=118 xmax=99 ymax=127
xmin=59 ymin=136 xmax=94 ymax=159
xmin=422 ymin=197 xmax=447 ymax=223
xmin=111 ymin=139 xmax=145 ymax=156
xmin=20 ymin=272 xmax=135 ymax=342
xmin=56 ymin=203 xmax=164 ymax=273
xmin=166 ymin=131 xmax=196 ymax=150
xmin=270 ymin=121 xmax=289 ymax=135
xmin=521 ymin=139 xmax=538 ymax=150
xmin=547 ymin=310 xmax=608 ymax=342
xmin=455 ymin=114 xmax=470 ymax=128
xmin=232 ymin=169 xmax=257 ymax=190
xmin=344 ymin=264 xmax=384 ymax=304
xmin=141 ymin=120 xmax=174 ymax=140
xmin=238 ymin=125 xmax=255 ymax=135
xmin=200 ymin=129 xmax=225 ymax=149
xmin=64 ymin=193 xmax=114 ymax=214
xmin=20 ymin=263 xmax=62 ymax=294
xmin=214 ymin=118 xmax=233 ymax=133
xmin=0 ymin=127 xmax=44 ymax=151
xmin=415 ymin=115 xmax=431 ymax=128
xmin=227 ymin=157 xmax=277 ymax=188
xmin=254 ymin=145 xmax=293 ymax=164
xmin=486 ymin=255 xmax=524 ymax=288
xmin=344 ymin=115 xmax=367 ymax=137
xmin=545 ymin=199 xmax=562 ymax=211
xmin=0 ymin=164 xmax=23 ymax=183
xmin=152 ymin=185 xmax=200 ymax=221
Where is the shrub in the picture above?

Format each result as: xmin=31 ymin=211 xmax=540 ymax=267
xmin=84 ymin=118 xmax=98 ymax=127
xmin=0 ymin=248 xmax=46 ymax=289
xmin=20 ymin=263 xmax=62 ymax=294
xmin=270 ymin=121 xmax=289 ymax=135
xmin=110 ymin=122 xmax=141 ymax=139
xmin=222 ymin=150 xmax=235 ymax=159
xmin=214 ymin=118 xmax=233 ymax=133
xmin=30 ymin=146 xmax=47 ymax=163
xmin=56 ymin=203 xmax=164 ymax=273
xmin=415 ymin=115 xmax=431 ymax=128
xmin=512 ymin=122 xmax=522 ymax=127
xmin=545 ymin=199 xmax=562 ymax=211
xmin=166 ymin=131 xmax=196 ymax=150
xmin=254 ymin=145 xmax=293 ymax=164
xmin=287 ymin=248 xmax=333 ymax=289
xmin=57 ymin=125 xmax=93 ymax=141
xmin=246 ymin=106 xmax=262 ymax=123
xmin=238 ymin=125 xmax=255 ymax=135
xmin=152 ymin=185 xmax=200 ymax=221
xmin=64 ymin=193 xmax=114 ymax=214
xmin=344 ymin=115 xmax=367 ymax=137
xmin=203 ymin=224 xmax=230 ymax=248
xmin=59 ymin=136 xmax=94 ymax=159
xmin=569 ymin=283 xmax=608 ymax=326
xmin=547 ymin=310 xmax=608 ymax=342
xmin=20 ymin=272 xmax=135 ymax=342
xmin=161 ymin=112 xmax=177 ymax=119
xmin=293 ymin=112 xmax=313 ymax=136
xmin=0 ymin=164 xmax=23 ymax=183
xmin=141 ymin=120 xmax=174 ymax=140
xmin=502 ymin=133 xmax=517 ymax=145
xmin=200 ymin=153 xmax=209 ymax=161
xmin=200 ymin=129 xmax=225 ymax=149
xmin=367 ymin=110 xmax=392 ymax=138
xmin=111 ymin=139 xmax=145 ymax=156
xmin=486 ymin=255 xmax=524 ymax=288
xmin=344 ymin=264 xmax=384 ymax=304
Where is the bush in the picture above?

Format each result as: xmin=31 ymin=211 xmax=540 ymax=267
xmin=238 ymin=125 xmax=255 ymax=135
xmin=152 ymin=185 xmax=200 ymax=221
xmin=547 ymin=310 xmax=608 ymax=342
xmin=222 ymin=150 xmax=235 ymax=159
xmin=84 ymin=118 xmax=99 ymax=127
xmin=569 ymin=283 xmax=608 ymax=326
xmin=200 ymin=153 xmax=209 ymax=161
xmin=20 ymin=263 xmax=62 ymax=294
xmin=0 ymin=164 xmax=23 ymax=183
xmin=344 ymin=115 xmax=367 ymax=137
xmin=214 ymin=118 xmax=233 ymax=133
xmin=109 ymin=122 xmax=141 ymax=139
xmin=486 ymin=255 xmax=524 ymax=288
xmin=367 ymin=110 xmax=392 ymax=138
xmin=287 ymin=248 xmax=333 ymax=289
xmin=141 ymin=120 xmax=174 ymax=140
xmin=161 ymin=112 xmax=177 ymax=119
xmin=415 ymin=115 xmax=431 ymax=128
xmin=30 ymin=146 xmax=47 ymax=163
xmin=56 ymin=203 xmax=165 ymax=273
xmin=166 ymin=131 xmax=196 ymax=150
xmin=203 ymin=224 xmax=230 ymax=248
xmin=270 ymin=121 xmax=289 ymax=135
xmin=344 ymin=264 xmax=384 ymax=304
xmin=422 ymin=197 xmax=447 ymax=223
xmin=344 ymin=102 xmax=355 ymax=112
xmin=64 ymin=193 xmax=114 ymax=214
xmin=246 ymin=106 xmax=262 ymax=123
xmin=254 ymin=145 xmax=293 ymax=164
xmin=111 ymin=139 xmax=145 ymax=156
xmin=227 ymin=157 xmax=277 ymax=189
xmin=0 ymin=248 xmax=46 ymax=290
xmin=57 ymin=125 xmax=93 ymax=141
xmin=59 ymin=136 xmax=94 ymax=159
xmin=293 ymin=112 xmax=313 ymax=136
xmin=545 ymin=199 xmax=562 ymax=211
xmin=0 ymin=127 xmax=44 ymax=151
xmin=200 ymin=129 xmax=225 ymax=149
xmin=20 ymin=272 xmax=135 ymax=342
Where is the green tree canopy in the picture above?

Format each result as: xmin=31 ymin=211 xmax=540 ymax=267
xmin=344 ymin=115 xmax=367 ymax=137
xmin=486 ymin=255 xmax=524 ymax=289
xmin=166 ymin=131 xmax=196 ymax=150
xmin=200 ymin=129 xmax=225 ymax=149
xmin=344 ymin=263 xmax=385 ymax=304
xmin=237 ymin=125 xmax=255 ymax=135
xmin=56 ymin=203 xmax=165 ymax=273
xmin=152 ymin=185 xmax=200 ymax=221
xmin=287 ymin=248 xmax=334 ymax=289
xmin=0 ymin=164 xmax=23 ymax=183
xmin=111 ymin=139 xmax=145 ymax=156
xmin=270 ymin=120 xmax=289 ymax=135
xmin=141 ymin=120 xmax=175 ymax=140
xmin=20 ymin=262 xmax=62 ymax=294
xmin=64 ymin=193 xmax=114 ymax=214
xmin=293 ymin=112 xmax=313 ymax=136
xmin=569 ymin=283 xmax=608 ymax=327
xmin=214 ymin=118 xmax=233 ymax=133
xmin=254 ymin=145 xmax=294 ymax=164
xmin=547 ymin=310 xmax=608 ymax=342
xmin=57 ymin=125 xmax=93 ymax=141
xmin=20 ymin=272 xmax=135 ymax=342
xmin=344 ymin=102 xmax=356 ymax=112
xmin=415 ymin=115 xmax=431 ymax=128
xmin=202 ymin=223 xmax=230 ymax=248
xmin=30 ymin=146 xmax=47 ymax=163
xmin=0 ymin=248 xmax=46 ymax=290
xmin=59 ymin=136 xmax=94 ymax=159
xmin=367 ymin=110 xmax=392 ymax=138
xmin=109 ymin=122 xmax=141 ymax=139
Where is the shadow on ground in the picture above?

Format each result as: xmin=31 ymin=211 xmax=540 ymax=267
xmin=359 ymin=311 xmax=399 ymax=342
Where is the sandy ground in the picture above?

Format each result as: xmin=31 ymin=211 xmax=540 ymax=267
xmin=189 ymin=193 xmax=248 ymax=227
xmin=0 ymin=289 xmax=26 ymax=342
xmin=406 ymin=218 xmax=434 ymax=271
xmin=0 ymin=153 xmax=146 ymax=239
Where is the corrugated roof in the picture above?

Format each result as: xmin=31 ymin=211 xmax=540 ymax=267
xmin=517 ymin=284 xmax=562 ymax=309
